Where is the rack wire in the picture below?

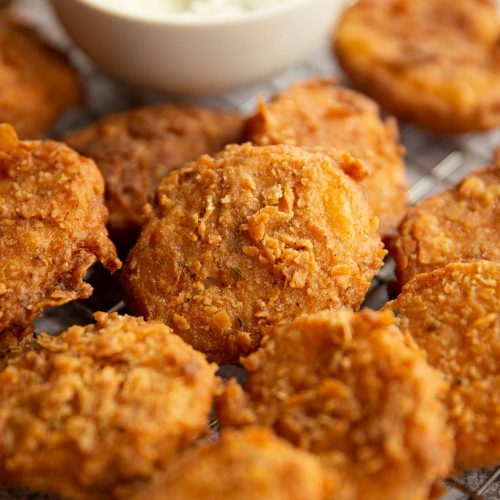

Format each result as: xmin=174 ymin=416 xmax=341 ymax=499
xmin=6 ymin=1 xmax=500 ymax=499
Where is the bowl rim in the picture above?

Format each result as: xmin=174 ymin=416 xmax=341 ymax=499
xmin=58 ymin=0 xmax=325 ymax=27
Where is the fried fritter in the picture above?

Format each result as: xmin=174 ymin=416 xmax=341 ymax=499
xmin=246 ymin=78 xmax=408 ymax=238
xmin=0 ymin=312 xmax=219 ymax=499
xmin=335 ymin=0 xmax=500 ymax=133
xmin=0 ymin=124 xmax=120 ymax=337
xmin=384 ymin=261 xmax=500 ymax=469
xmin=219 ymin=310 xmax=453 ymax=500
xmin=66 ymin=104 xmax=244 ymax=244
xmin=391 ymin=165 xmax=500 ymax=285
xmin=122 ymin=143 xmax=386 ymax=363
xmin=132 ymin=427 xmax=327 ymax=500
xmin=0 ymin=17 xmax=82 ymax=138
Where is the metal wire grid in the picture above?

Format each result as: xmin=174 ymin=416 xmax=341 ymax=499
xmin=6 ymin=1 xmax=500 ymax=499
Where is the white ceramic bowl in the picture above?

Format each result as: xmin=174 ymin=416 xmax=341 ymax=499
xmin=50 ymin=0 xmax=345 ymax=96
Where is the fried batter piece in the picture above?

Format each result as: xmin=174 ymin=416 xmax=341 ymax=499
xmin=0 ymin=17 xmax=82 ymax=138
xmin=132 ymin=427 xmax=327 ymax=500
xmin=0 ymin=124 xmax=120 ymax=337
xmin=246 ymin=78 xmax=408 ymax=238
xmin=219 ymin=310 xmax=453 ymax=500
xmin=66 ymin=104 xmax=244 ymax=243
xmin=384 ymin=261 xmax=500 ymax=469
xmin=122 ymin=143 xmax=385 ymax=363
xmin=391 ymin=165 xmax=500 ymax=285
xmin=0 ymin=312 xmax=219 ymax=499
xmin=335 ymin=0 xmax=500 ymax=133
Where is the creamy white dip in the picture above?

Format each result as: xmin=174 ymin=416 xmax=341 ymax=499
xmin=94 ymin=0 xmax=287 ymax=18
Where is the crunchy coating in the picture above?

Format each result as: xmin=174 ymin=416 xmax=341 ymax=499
xmin=132 ymin=427 xmax=327 ymax=500
xmin=384 ymin=261 xmax=500 ymax=469
xmin=246 ymin=78 xmax=408 ymax=238
xmin=66 ymin=104 xmax=244 ymax=242
xmin=122 ymin=143 xmax=385 ymax=363
xmin=0 ymin=17 xmax=82 ymax=138
xmin=219 ymin=310 xmax=453 ymax=500
xmin=391 ymin=165 xmax=500 ymax=285
xmin=335 ymin=0 xmax=500 ymax=133
xmin=0 ymin=124 xmax=120 ymax=337
xmin=0 ymin=328 xmax=27 ymax=358
xmin=0 ymin=312 xmax=219 ymax=499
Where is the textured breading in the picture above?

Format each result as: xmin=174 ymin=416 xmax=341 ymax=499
xmin=122 ymin=143 xmax=385 ymax=363
xmin=132 ymin=427 xmax=327 ymax=500
xmin=384 ymin=261 xmax=500 ymax=469
xmin=0 ymin=327 xmax=27 ymax=358
xmin=246 ymin=78 xmax=408 ymax=239
xmin=0 ymin=124 xmax=120 ymax=338
xmin=219 ymin=310 xmax=453 ymax=500
xmin=66 ymin=104 xmax=244 ymax=244
xmin=335 ymin=0 xmax=500 ymax=133
xmin=0 ymin=16 xmax=82 ymax=138
xmin=0 ymin=312 xmax=219 ymax=499
xmin=391 ymin=165 xmax=500 ymax=285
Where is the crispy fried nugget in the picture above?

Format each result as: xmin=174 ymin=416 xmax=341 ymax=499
xmin=384 ymin=261 xmax=500 ymax=469
xmin=0 ymin=124 xmax=120 ymax=337
xmin=66 ymin=104 xmax=244 ymax=243
xmin=219 ymin=310 xmax=453 ymax=500
xmin=246 ymin=78 xmax=408 ymax=238
xmin=122 ymin=144 xmax=385 ymax=363
xmin=335 ymin=0 xmax=500 ymax=133
xmin=392 ymin=165 xmax=500 ymax=285
xmin=132 ymin=427 xmax=327 ymax=500
xmin=0 ymin=312 xmax=219 ymax=499
xmin=0 ymin=17 xmax=82 ymax=138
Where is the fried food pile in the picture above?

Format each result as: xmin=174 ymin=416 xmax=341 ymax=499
xmin=0 ymin=124 xmax=119 ymax=339
xmin=66 ymin=104 xmax=244 ymax=245
xmin=0 ymin=16 xmax=82 ymax=138
xmin=335 ymin=0 xmax=500 ymax=133
xmin=1 ymin=1 xmax=500 ymax=497
xmin=121 ymin=143 xmax=386 ymax=363
xmin=246 ymin=78 xmax=408 ymax=239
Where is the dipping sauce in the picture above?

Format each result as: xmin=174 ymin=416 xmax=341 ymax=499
xmin=93 ymin=0 xmax=288 ymax=18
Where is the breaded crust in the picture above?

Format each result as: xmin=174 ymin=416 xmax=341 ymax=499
xmin=66 ymin=104 xmax=244 ymax=243
xmin=0 ymin=124 xmax=120 ymax=337
xmin=246 ymin=78 xmax=408 ymax=239
xmin=0 ymin=312 xmax=219 ymax=499
xmin=0 ymin=17 xmax=82 ymax=138
xmin=384 ymin=261 xmax=500 ymax=469
xmin=132 ymin=427 xmax=327 ymax=500
xmin=219 ymin=310 xmax=453 ymax=500
xmin=122 ymin=144 xmax=385 ymax=363
xmin=391 ymin=165 xmax=500 ymax=285
xmin=335 ymin=0 xmax=500 ymax=133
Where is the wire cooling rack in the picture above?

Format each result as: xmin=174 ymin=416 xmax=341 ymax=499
xmin=3 ymin=1 xmax=499 ymax=499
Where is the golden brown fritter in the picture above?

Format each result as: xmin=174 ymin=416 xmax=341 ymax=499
xmin=66 ymin=104 xmax=244 ymax=243
xmin=132 ymin=427 xmax=327 ymax=500
xmin=391 ymin=165 xmax=500 ymax=285
xmin=0 ymin=124 xmax=120 ymax=337
xmin=0 ymin=17 xmax=82 ymax=138
xmin=335 ymin=0 xmax=500 ymax=133
xmin=246 ymin=78 xmax=408 ymax=239
xmin=384 ymin=261 xmax=500 ymax=469
xmin=219 ymin=310 xmax=453 ymax=500
xmin=122 ymin=143 xmax=386 ymax=364
xmin=0 ymin=312 xmax=219 ymax=499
